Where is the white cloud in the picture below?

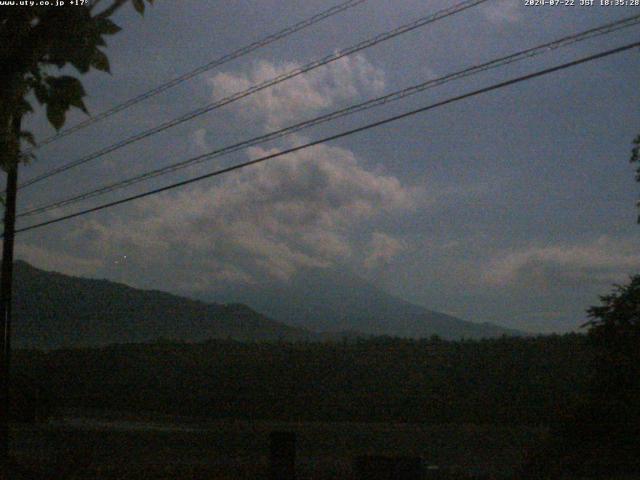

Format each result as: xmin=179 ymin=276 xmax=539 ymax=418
xmin=482 ymin=236 xmax=640 ymax=289
xmin=207 ymin=54 xmax=386 ymax=130
xmin=53 ymin=140 xmax=418 ymax=290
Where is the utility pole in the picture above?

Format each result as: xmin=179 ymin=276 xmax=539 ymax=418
xmin=0 ymin=115 xmax=21 ymax=474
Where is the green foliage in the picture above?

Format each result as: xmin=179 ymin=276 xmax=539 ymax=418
xmin=0 ymin=0 xmax=154 ymax=170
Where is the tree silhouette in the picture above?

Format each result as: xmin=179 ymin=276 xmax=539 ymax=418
xmin=0 ymin=0 xmax=154 ymax=474
xmin=523 ymin=280 xmax=640 ymax=479
xmin=570 ymin=279 xmax=640 ymax=476
xmin=585 ymin=277 xmax=640 ymax=401
xmin=1 ymin=0 xmax=155 ymax=166
xmin=524 ymin=135 xmax=640 ymax=477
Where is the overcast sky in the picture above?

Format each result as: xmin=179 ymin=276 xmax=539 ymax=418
xmin=12 ymin=0 xmax=640 ymax=333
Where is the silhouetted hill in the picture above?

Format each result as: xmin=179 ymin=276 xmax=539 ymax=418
xmin=208 ymin=267 xmax=523 ymax=340
xmin=13 ymin=261 xmax=311 ymax=349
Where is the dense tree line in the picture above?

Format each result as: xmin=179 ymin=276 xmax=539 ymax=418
xmin=12 ymin=334 xmax=590 ymax=425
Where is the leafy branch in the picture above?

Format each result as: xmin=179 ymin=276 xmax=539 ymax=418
xmin=0 ymin=0 xmax=154 ymax=171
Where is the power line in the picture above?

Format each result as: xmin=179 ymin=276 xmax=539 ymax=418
xmin=17 ymin=0 xmax=489 ymax=191
xmin=28 ymin=0 xmax=368 ymax=150
xmin=17 ymin=14 xmax=640 ymax=219
xmin=13 ymin=41 xmax=640 ymax=236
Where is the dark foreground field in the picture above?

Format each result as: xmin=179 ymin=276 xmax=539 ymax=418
xmin=10 ymin=417 xmax=545 ymax=479
xmin=10 ymin=335 xmax=636 ymax=478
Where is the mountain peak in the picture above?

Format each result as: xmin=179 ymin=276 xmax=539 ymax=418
xmin=207 ymin=266 xmax=523 ymax=340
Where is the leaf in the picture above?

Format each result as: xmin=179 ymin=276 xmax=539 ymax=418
xmin=49 ymin=76 xmax=87 ymax=111
xmin=96 ymin=17 xmax=122 ymax=35
xmin=92 ymin=49 xmax=111 ymax=73
xmin=33 ymin=83 xmax=48 ymax=105
xmin=41 ymin=75 xmax=89 ymax=129
xmin=132 ymin=0 xmax=145 ymax=14
xmin=70 ymin=50 xmax=94 ymax=73
xmin=46 ymin=103 xmax=66 ymax=131
xmin=69 ymin=95 xmax=88 ymax=114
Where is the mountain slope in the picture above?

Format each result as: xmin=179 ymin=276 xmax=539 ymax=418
xmin=12 ymin=261 xmax=311 ymax=349
xmin=208 ymin=267 xmax=523 ymax=340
